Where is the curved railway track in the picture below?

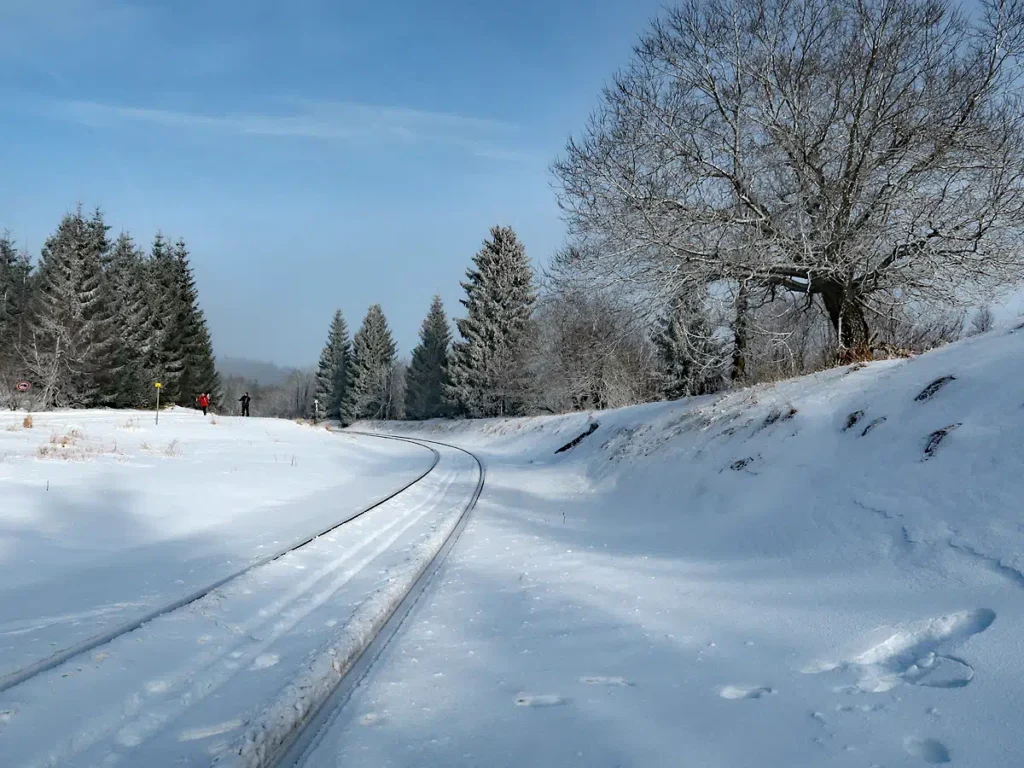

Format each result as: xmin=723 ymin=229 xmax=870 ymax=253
xmin=0 ymin=434 xmax=440 ymax=697
xmin=0 ymin=430 xmax=484 ymax=768
xmin=269 ymin=433 xmax=485 ymax=768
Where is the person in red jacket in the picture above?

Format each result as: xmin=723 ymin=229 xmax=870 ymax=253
xmin=197 ymin=392 xmax=210 ymax=416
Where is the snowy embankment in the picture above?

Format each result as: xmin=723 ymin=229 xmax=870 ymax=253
xmin=0 ymin=409 xmax=431 ymax=682
xmin=324 ymin=326 xmax=1024 ymax=767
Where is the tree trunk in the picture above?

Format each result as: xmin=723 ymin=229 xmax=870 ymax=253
xmin=731 ymin=282 xmax=749 ymax=383
xmin=821 ymin=283 xmax=869 ymax=353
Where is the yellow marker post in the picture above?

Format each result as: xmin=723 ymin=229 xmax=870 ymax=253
xmin=155 ymin=382 xmax=162 ymax=424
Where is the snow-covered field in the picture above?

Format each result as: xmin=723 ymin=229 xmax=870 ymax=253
xmin=0 ymin=410 xmax=486 ymax=767
xmin=310 ymin=326 xmax=1024 ymax=767
xmin=0 ymin=409 xmax=433 ymax=683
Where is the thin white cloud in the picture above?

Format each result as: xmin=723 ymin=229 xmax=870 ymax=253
xmin=48 ymin=98 xmax=525 ymax=158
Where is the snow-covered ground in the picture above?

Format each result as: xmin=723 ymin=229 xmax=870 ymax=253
xmin=4 ymin=323 xmax=1023 ymax=768
xmin=308 ymin=325 xmax=1024 ymax=767
xmin=0 ymin=409 xmax=432 ymax=683
xmin=0 ymin=411 xmax=487 ymax=767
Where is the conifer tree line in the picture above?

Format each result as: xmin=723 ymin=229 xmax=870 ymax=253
xmin=316 ymin=226 xmax=536 ymax=424
xmin=314 ymin=223 xmax=720 ymax=424
xmin=0 ymin=205 xmax=219 ymax=409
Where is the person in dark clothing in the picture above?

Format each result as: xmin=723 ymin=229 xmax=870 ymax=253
xmin=239 ymin=392 xmax=251 ymax=417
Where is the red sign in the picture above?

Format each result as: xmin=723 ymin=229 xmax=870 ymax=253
xmin=16 ymin=381 xmax=30 ymax=392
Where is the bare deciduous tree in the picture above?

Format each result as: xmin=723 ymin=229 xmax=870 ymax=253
xmin=734 ymin=295 xmax=834 ymax=382
xmin=872 ymin=299 xmax=966 ymax=353
xmin=554 ymin=0 xmax=1024 ymax=354
xmin=532 ymin=288 xmax=659 ymax=413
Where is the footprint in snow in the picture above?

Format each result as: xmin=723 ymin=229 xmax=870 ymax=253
xmin=804 ymin=608 xmax=994 ymax=693
xmin=904 ymin=737 xmax=951 ymax=764
xmin=718 ymin=685 xmax=775 ymax=700
xmin=515 ymin=694 xmax=568 ymax=707
xmin=145 ymin=679 xmax=171 ymax=694
xmin=251 ymin=653 xmax=279 ymax=670
xmin=580 ymin=676 xmax=633 ymax=687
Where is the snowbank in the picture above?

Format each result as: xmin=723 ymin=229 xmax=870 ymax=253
xmin=330 ymin=325 xmax=1024 ymax=766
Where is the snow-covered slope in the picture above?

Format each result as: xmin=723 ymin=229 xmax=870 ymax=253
xmin=0 ymin=409 xmax=432 ymax=681
xmin=329 ymin=325 xmax=1024 ymax=767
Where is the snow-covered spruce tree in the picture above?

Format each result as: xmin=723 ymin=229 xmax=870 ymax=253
xmin=389 ymin=359 xmax=408 ymax=421
xmin=0 ymin=233 xmax=32 ymax=374
xmin=106 ymin=233 xmax=154 ymax=407
xmin=188 ymin=316 xmax=220 ymax=407
xmin=29 ymin=207 xmax=117 ymax=407
xmin=345 ymin=304 xmax=398 ymax=422
xmin=314 ymin=309 xmax=352 ymax=421
xmin=652 ymin=290 xmax=726 ymax=400
xmin=145 ymin=233 xmax=184 ymax=400
xmin=405 ymin=295 xmax=451 ymax=420
xmin=446 ymin=226 xmax=536 ymax=417
xmin=168 ymin=239 xmax=219 ymax=406
xmin=83 ymin=209 xmax=119 ymax=406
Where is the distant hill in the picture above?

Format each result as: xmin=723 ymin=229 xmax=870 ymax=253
xmin=217 ymin=357 xmax=300 ymax=386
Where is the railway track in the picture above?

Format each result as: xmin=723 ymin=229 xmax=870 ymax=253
xmin=0 ymin=431 xmax=484 ymax=768
xmin=0 ymin=433 xmax=439 ymax=696
xmin=270 ymin=434 xmax=485 ymax=768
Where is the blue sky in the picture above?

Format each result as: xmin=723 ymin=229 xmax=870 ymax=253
xmin=0 ymin=0 xmax=665 ymax=367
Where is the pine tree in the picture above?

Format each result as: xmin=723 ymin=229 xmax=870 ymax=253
xmin=167 ymin=239 xmax=218 ymax=406
xmin=30 ymin=206 xmax=117 ymax=407
xmin=168 ymin=239 xmax=198 ymax=404
xmin=446 ymin=226 xmax=536 ymax=417
xmin=405 ymin=295 xmax=451 ymax=420
xmin=189 ymin=317 xmax=221 ymax=407
xmin=345 ymin=304 xmax=398 ymax=422
xmin=0 ymin=233 xmax=32 ymax=372
xmin=106 ymin=232 xmax=153 ymax=407
xmin=389 ymin=359 xmax=408 ymax=420
xmin=138 ymin=235 xmax=219 ymax=407
xmin=82 ymin=208 xmax=118 ymax=405
xmin=652 ymin=290 xmax=725 ymax=400
xmin=315 ymin=310 xmax=352 ymax=421
xmin=146 ymin=233 xmax=185 ymax=399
